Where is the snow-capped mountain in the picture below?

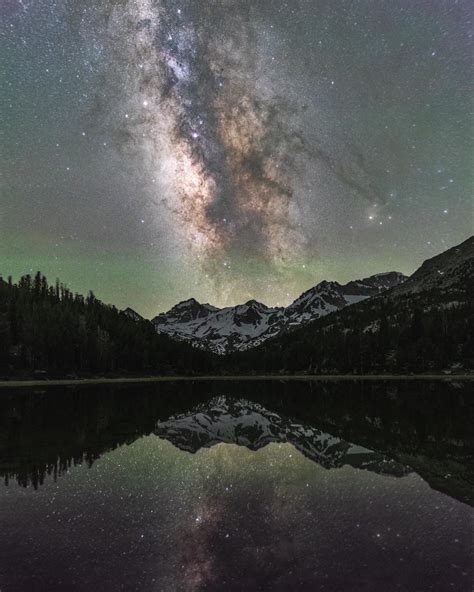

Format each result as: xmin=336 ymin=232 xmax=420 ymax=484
xmin=153 ymin=298 xmax=284 ymax=354
xmin=152 ymin=271 xmax=406 ymax=354
xmin=284 ymin=272 xmax=406 ymax=325
xmin=155 ymin=396 xmax=411 ymax=477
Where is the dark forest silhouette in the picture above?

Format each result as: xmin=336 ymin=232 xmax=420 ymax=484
xmin=1 ymin=236 xmax=473 ymax=377
xmin=0 ymin=272 xmax=216 ymax=378
xmin=226 ymin=285 xmax=474 ymax=374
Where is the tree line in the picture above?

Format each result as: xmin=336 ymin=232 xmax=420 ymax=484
xmin=0 ymin=271 xmax=472 ymax=378
xmin=225 ymin=286 xmax=474 ymax=374
xmin=0 ymin=272 xmax=216 ymax=377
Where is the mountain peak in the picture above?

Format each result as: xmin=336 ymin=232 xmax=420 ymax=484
xmin=342 ymin=271 xmax=408 ymax=297
xmin=152 ymin=267 xmax=407 ymax=354
xmin=175 ymin=297 xmax=200 ymax=308
xmin=123 ymin=307 xmax=144 ymax=321
xmin=243 ymin=299 xmax=272 ymax=310
xmin=153 ymin=297 xmax=219 ymax=326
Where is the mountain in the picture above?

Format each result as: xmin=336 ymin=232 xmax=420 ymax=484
xmin=155 ymin=396 xmax=412 ymax=477
xmin=122 ymin=307 xmax=144 ymax=322
xmin=227 ymin=235 xmax=474 ymax=374
xmin=152 ymin=271 xmax=407 ymax=354
xmin=285 ymin=272 xmax=406 ymax=325
xmin=153 ymin=298 xmax=283 ymax=354
xmin=2 ymin=238 xmax=470 ymax=378
xmin=390 ymin=236 xmax=474 ymax=296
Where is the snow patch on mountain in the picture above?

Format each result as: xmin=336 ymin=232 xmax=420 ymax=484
xmin=151 ymin=271 xmax=407 ymax=354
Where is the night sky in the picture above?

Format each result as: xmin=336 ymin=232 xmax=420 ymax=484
xmin=1 ymin=0 xmax=472 ymax=317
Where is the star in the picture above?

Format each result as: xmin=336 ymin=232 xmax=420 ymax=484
xmin=2 ymin=0 xmax=471 ymax=313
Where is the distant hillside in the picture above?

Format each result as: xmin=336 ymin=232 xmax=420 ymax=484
xmin=225 ymin=237 xmax=474 ymax=375
xmin=391 ymin=236 xmax=474 ymax=296
xmin=0 ymin=273 xmax=216 ymax=378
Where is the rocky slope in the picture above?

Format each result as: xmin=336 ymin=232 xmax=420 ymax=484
xmin=152 ymin=271 xmax=406 ymax=354
xmin=123 ymin=307 xmax=144 ymax=322
xmin=390 ymin=236 xmax=474 ymax=296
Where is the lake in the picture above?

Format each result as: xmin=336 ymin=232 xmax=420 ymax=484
xmin=0 ymin=380 xmax=472 ymax=591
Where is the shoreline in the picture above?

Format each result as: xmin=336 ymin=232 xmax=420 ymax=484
xmin=0 ymin=374 xmax=473 ymax=389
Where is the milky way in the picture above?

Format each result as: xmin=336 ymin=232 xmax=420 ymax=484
xmin=1 ymin=0 xmax=472 ymax=314
xmin=102 ymin=0 xmax=313 ymax=286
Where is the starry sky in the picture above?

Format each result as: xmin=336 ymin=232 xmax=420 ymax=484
xmin=1 ymin=0 xmax=472 ymax=317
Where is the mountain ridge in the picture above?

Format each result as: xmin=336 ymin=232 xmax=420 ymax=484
xmin=226 ymin=235 xmax=473 ymax=374
xmin=390 ymin=236 xmax=474 ymax=296
xmin=151 ymin=271 xmax=407 ymax=354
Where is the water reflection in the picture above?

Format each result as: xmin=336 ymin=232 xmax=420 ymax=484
xmin=0 ymin=380 xmax=473 ymax=591
xmin=0 ymin=380 xmax=472 ymax=504
xmin=155 ymin=396 xmax=412 ymax=478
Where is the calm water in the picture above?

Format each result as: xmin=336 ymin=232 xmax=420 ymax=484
xmin=0 ymin=380 xmax=473 ymax=592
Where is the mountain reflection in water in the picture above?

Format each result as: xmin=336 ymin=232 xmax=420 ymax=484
xmin=0 ymin=380 xmax=472 ymax=504
xmin=155 ymin=396 xmax=412 ymax=478
xmin=0 ymin=380 xmax=472 ymax=592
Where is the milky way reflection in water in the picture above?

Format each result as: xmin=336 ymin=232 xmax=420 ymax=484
xmin=0 ymin=380 xmax=472 ymax=591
